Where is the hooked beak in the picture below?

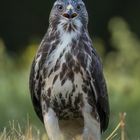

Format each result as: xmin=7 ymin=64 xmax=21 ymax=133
xmin=63 ymin=4 xmax=78 ymax=19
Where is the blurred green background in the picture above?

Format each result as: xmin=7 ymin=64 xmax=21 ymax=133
xmin=0 ymin=0 xmax=140 ymax=139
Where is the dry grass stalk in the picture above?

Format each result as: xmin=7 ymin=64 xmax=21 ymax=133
xmin=0 ymin=113 xmax=127 ymax=140
xmin=120 ymin=113 xmax=126 ymax=140
xmin=106 ymin=112 xmax=126 ymax=140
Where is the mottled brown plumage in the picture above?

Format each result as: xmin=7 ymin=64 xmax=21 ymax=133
xmin=29 ymin=0 xmax=109 ymax=140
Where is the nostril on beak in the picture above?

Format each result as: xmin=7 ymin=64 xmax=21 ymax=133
xmin=71 ymin=13 xmax=77 ymax=18
xmin=63 ymin=13 xmax=70 ymax=19
xmin=63 ymin=13 xmax=78 ymax=19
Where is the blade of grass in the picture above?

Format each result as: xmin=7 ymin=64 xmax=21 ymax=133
xmin=106 ymin=122 xmax=121 ymax=140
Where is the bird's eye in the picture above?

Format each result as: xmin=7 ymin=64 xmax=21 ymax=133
xmin=76 ymin=4 xmax=82 ymax=11
xmin=57 ymin=4 xmax=64 ymax=12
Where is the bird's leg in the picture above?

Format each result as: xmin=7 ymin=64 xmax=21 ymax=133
xmin=43 ymin=108 xmax=63 ymax=140
xmin=82 ymin=105 xmax=101 ymax=140
xmin=41 ymin=97 xmax=63 ymax=140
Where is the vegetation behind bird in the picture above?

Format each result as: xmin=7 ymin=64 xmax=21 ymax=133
xmin=0 ymin=18 xmax=140 ymax=139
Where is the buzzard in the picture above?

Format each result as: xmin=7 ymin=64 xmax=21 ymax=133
xmin=29 ymin=0 xmax=109 ymax=139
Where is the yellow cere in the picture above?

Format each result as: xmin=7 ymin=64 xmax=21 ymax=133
xmin=67 ymin=4 xmax=74 ymax=10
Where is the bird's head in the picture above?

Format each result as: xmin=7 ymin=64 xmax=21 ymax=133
xmin=49 ymin=0 xmax=88 ymax=33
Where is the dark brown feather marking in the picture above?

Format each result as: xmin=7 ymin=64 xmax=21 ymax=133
xmin=53 ymin=74 xmax=59 ymax=85
xmin=47 ymin=88 xmax=51 ymax=97
xmin=60 ymin=63 xmax=67 ymax=80
xmin=61 ymin=79 xmax=66 ymax=86
xmin=67 ymin=70 xmax=74 ymax=82
xmin=54 ymin=59 xmax=61 ymax=71
xmin=48 ymin=68 xmax=53 ymax=77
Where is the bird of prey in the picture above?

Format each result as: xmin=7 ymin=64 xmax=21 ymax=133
xmin=29 ymin=0 xmax=109 ymax=140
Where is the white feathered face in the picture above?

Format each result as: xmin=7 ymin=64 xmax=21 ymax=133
xmin=49 ymin=0 xmax=88 ymax=32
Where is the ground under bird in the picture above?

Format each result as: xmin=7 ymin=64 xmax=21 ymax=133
xmin=29 ymin=0 xmax=110 ymax=140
